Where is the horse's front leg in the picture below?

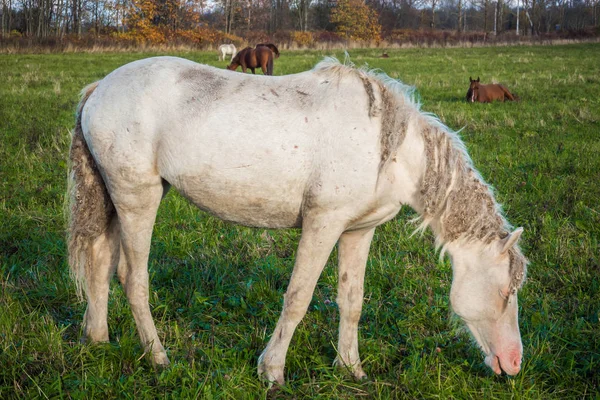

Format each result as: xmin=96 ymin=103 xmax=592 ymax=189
xmin=250 ymin=67 xmax=256 ymax=74
xmin=258 ymin=215 xmax=345 ymax=385
xmin=333 ymin=227 xmax=375 ymax=380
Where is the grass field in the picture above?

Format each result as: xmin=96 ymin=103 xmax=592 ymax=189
xmin=1 ymin=44 xmax=599 ymax=398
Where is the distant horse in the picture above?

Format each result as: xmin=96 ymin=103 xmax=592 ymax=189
xmin=68 ymin=57 xmax=527 ymax=385
xmin=256 ymin=43 xmax=280 ymax=58
xmin=228 ymin=46 xmax=274 ymax=75
xmin=218 ymin=44 xmax=237 ymax=62
xmin=467 ymin=76 xmax=516 ymax=103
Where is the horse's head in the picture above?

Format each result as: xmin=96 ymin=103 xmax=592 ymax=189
xmin=227 ymin=54 xmax=241 ymax=71
xmin=467 ymin=76 xmax=480 ymax=102
xmin=446 ymin=228 xmax=527 ymax=376
xmin=227 ymin=49 xmax=249 ymax=71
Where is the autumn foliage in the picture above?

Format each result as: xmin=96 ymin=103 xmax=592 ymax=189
xmin=2 ymin=0 xmax=598 ymax=51
xmin=122 ymin=0 xmax=208 ymax=44
xmin=291 ymin=31 xmax=314 ymax=47
xmin=2 ymin=0 xmax=600 ymax=51
xmin=330 ymin=0 xmax=382 ymax=42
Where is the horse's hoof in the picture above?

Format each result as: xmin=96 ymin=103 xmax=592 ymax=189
xmin=81 ymin=333 xmax=109 ymax=344
xmin=83 ymin=325 xmax=110 ymax=343
xmin=258 ymin=362 xmax=285 ymax=385
xmin=354 ymin=370 xmax=368 ymax=381
xmin=258 ymin=367 xmax=285 ymax=385
xmin=333 ymin=357 xmax=367 ymax=381
xmin=152 ymin=352 xmax=170 ymax=368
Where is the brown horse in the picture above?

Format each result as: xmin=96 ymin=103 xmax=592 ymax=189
xmin=256 ymin=43 xmax=280 ymax=58
xmin=227 ymin=46 xmax=274 ymax=75
xmin=467 ymin=77 xmax=516 ymax=103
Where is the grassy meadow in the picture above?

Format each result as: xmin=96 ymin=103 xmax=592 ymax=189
xmin=1 ymin=44 xmax=599 ymax=398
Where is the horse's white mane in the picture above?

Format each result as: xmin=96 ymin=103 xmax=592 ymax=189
xmin=313 ymin=56 xmax=471 ymax=174
xmin=314 ymin=56 xmax=419 ymax=108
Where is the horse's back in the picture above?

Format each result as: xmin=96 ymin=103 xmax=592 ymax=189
xmin=82 ymin=57 xmax=383 ymax=228
xmin=255 ymin=46 xmax=273 ymax=58
xmin=481 ymin=83 xmax=513 ymax=102
xmin=83 ymin=57 xmax=203 ymax=142
xmin=257 ymin=43 xmax=280 ymax=58
xmin=497 ymin=84 xmax=515 ymax=100
xmin=82 ymin=58 xmax=202 ymax=187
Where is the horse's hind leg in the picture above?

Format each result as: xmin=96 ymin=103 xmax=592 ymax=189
xmin=111 ymin=177 xmax=170 ymax=366
xmin=333 ymin=227 xmax=375 ymax=380
xmin=83 ymin=216 xmax=120 ymax=343
xmin=258 ymin=215 xmax=346 ymax=384
xmin=501 ymin=85 xmax=515 ymax=101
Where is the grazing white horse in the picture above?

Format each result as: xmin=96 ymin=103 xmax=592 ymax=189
xmin=68 ymin=56 xmax=528 ymax=384
xmin=218 ymin=43 xmax=236 ymax=62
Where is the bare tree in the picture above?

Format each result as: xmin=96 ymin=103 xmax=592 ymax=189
xmin=457 ymin=0 xmax=463 ymax=30
xmin=1 ymin=0 xmax=14 ymax=35
xmin=291 ymin=0 xmax=309 ymax=30
xmin=424 ymin=0 xmax=439 ymax=28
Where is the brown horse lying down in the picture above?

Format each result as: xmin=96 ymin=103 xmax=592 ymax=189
xmin=228 ymin=46 xmax=274 ymax=75
xmin=467 ymin=77 xmax=516 ymax=103
xmin=256 ymin=43 xmax=280 ymax=58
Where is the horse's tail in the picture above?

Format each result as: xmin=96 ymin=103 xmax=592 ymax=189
xmin=67 ymin=81 xmax=116 ymax=300
xmin=267 ymin=52 xmax=274 ymax=76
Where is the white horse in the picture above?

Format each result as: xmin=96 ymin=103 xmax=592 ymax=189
xmin=67 ymin=56 xmax=528 ymax=384
xmin=218 ymin=43 xmax=236 ymax=62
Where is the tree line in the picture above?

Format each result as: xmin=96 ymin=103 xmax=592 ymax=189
xmin=1 ymin=0 xmax=599 ymax=44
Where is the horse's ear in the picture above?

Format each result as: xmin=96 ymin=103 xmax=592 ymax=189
xmin=469 ymin=76 xmax=473 ymax=82
xmin=476 ymin=77 xmax=480 ymax=82
xmin=500 ymin=228 xmax=524 ymax=254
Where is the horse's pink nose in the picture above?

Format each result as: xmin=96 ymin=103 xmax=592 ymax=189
xmin=500 ymin=351 xmax=522 ymax=375
xmin=511 ymin=356 xmax=521 ymax=372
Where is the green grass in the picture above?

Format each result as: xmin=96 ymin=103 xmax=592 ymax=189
xmin=1 ymin=44 xmax=599 ymax=398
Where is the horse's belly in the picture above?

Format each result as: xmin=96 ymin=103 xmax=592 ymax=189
xmin=172 ymin=172 xmax=304 ymax=228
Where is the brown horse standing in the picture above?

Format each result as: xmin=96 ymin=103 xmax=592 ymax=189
xmin=256 ymin=43 xmax=280 ymax=58
xmin=227 ymin=47 xmax=274 ymax=75
xmin=467 ymin=77 xmax=516 ymax=103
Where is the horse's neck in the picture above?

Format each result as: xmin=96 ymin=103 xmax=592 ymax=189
xmin=401 ymin=119 xmax=506 ymax=244
xmin=387 ymin=116 xmax=429 ymax=215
